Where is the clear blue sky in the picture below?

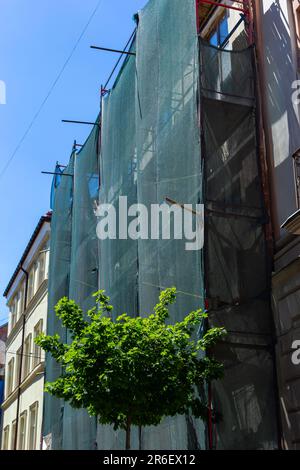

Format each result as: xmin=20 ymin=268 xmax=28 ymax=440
xmin=0 ymin=0 xmax=148 ymax=324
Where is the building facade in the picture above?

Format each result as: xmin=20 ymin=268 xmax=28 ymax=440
xmin=256 ymin=0 xmax=300 ymax=451
xmin=1 ymin=214 xmax=51 ymax=450
xmin=0 ymin=322 xmax=8 ymax=448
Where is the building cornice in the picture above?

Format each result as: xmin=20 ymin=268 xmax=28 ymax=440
xmin=6 ymin=280 xmax=48 ymax=348
xmin=1 ymin=361 xmax=44 ymax=411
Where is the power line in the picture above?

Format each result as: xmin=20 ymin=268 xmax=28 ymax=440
xmin=6 ymin=350 xmax=43 ymax=360
xmin=0 ymin=0 xmax=102 ymax=182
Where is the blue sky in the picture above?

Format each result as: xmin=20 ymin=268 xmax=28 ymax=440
xmin=0 ymin=0 xmax=148 ymax=324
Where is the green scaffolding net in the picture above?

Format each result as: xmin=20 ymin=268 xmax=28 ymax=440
xmin=135 ymin=0 xmax=205 ymax=450
xmin=63 ymin=124 xmax=100 ymax=450
xmin=200 ymin=40 xmax=278 ymax=449
xmin=45 ymin=126 xmax=100 ymax=450
xmin=44 ymin=154 xmax=74 ymax=450
xmin=96 ymin=38 xmax=139 ymax=450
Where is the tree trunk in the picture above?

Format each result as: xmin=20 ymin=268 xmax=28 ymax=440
xmin=126 ymin=416 xmax=131 ymax=450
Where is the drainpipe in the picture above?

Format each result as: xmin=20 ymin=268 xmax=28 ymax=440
xmin=253 ymin=0 xmax=279 ymax=241
xmin=252 ymin=0 xmax=283 ymax=449
xmin=13 ymin=266 xmax=28 ymax=450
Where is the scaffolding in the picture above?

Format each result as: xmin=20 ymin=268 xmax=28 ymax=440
xmin=196 ymin=0 xmax=279 ymax=450
xmin=197 ymin=0 xmax=254 ymax=46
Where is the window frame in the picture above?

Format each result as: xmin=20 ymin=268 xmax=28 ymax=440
xmin=22 ymin=333 xmax=32 ymax=379
xmin=293 ymin=150 xmax=300 ymax=209
xmin=10 ymin=296 xmax=17 ymax=330
xmin=28 ymin=402 xmax=39 ymax=450
xmin=27 ymin=268 xmax=35 ymax=303
xmin=33 ymin=320 xmax=43 ymax=368
xmin=6 ymin=357 xmax=15 ymax=396
xmin=18 ymin=411 xmax=27 ymax=450
xmin=2 ymin=425 xmax=9 ymax=450
xmin=208 ymin=12 xmax=229 ymax=48
xmin=11 ymin=420 xmax=16 ymax=450
xmin=15 ymin=346 xmax=22 ymax=387
xmin=38 ymin=243 xmax=47 ymax=287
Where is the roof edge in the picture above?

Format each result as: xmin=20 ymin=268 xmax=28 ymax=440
xmin=3 ymin=212 xmax=52 ymax=298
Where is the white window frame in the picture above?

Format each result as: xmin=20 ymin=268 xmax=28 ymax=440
xmin=10 ymin=296 xmax=17 ymax=330
xmin=6 ymin=357 xmax=15 ymax=396
xmin=22 ymin=333 xmax=32 ymax=379
xmin=38 ymin=244 xmax=47 ymax=287
xmin=15 ymin=346 xmax=22 ymax=387
xmin=16 ymin=282 xmax=25 ymax=320
xmin=2 ymin=425 xmax=9 ymax=450
xmin=10 ymin=420 xmax=16 ymax=450
xmin=27 ymin=268 xmax=35 ymax=303
xmin=18 ymin=411 xmax=27 ymax=450
xmin=28 ymin=402 xmax=39 ymax=450
xmin=33 ymin=320 xmax=43 ymax=368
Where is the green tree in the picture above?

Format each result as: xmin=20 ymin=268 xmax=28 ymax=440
xmin=36 ymin=288 xmax=226 ymax=449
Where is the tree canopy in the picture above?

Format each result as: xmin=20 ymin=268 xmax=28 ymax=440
xmin=36 ymin=288 xmax=226 ymax=448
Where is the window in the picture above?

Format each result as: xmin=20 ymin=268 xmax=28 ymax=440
xmin=22 ymin=334 xmax=32 ymax=379
xmin=11 ymin=420 xmax=16 ymax=450
xmin=28 ymin=402 xmax=38 ymax=450
xmin=6 ymin=358 xmax=15 ymax=396
xmin=33 ymin=261 xmax=39 ymax=294
xmin=295 ymin=6 xmax=300 ymax=70
xmin=16 ymin=283 xmax=25 ymax=319
xmin=15 ymin=346 xmax=22 ymax=386
xmin=294 ymin=151 xmax=300 ymax=209
xmin=2 ymin=425 xmax=9 ymax=450
xmin=209 ymin=14 xmax=229 ymax=48
xmin=16 ymin=291 xmax=21 ymax=320
xmin=33 ymin=320 xmax=43 ymax=368
xmin=27 ymin=269 xmax=35 ymax=303
xmin=18 ymin=412 xmax=27 ymax=450
xmin=38 ymin=244 xmax=47 ymax=286
xmin=10 ymin=297 xmax=17 ymax=330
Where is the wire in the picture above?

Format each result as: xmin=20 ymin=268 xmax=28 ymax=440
xmin=6 ymin=350 xmax=43 ymax=360
xmin=103 ymin=28 xmax=136 ymax=90
xmin=0 ymin=0 xmax=102 ymax=182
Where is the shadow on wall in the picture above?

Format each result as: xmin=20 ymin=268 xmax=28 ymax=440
xmin=263 ymin=1 xmax=300 ymax=227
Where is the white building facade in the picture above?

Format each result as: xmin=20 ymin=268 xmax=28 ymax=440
xmin=1 ymin=213 xmax=51 ymax=450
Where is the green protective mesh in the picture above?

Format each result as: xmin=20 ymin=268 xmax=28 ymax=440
xmin=97 ymin=40 xmax=140 ymax=450
xmin=45 ymin=126 xmax=100 ymax=450
xmin=63 ymin=124 xmax=100 ymax=450
xmin=98 ymin=43 xmax=138 ymax=318
xmin=200 ymin=40 xmax=278 ymax=449
xmin=44 ymin=154 xmax=74 ymax=450
xmin=135 ymin=0 xmax=205 ymax=449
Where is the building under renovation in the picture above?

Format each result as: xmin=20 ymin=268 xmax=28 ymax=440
xmin=44 ymin=0 xmax=300 ymax=450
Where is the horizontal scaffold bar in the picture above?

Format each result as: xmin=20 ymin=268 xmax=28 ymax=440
xmin=62 ymin=119 xmax=100 ymax=126
xmin=198 ymin=0 xmax=247 ymax=14
xmin=90 ymin=46 xmax=136 ymax=56
xmin=41 ymin=171 xmax=73 ymax=177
